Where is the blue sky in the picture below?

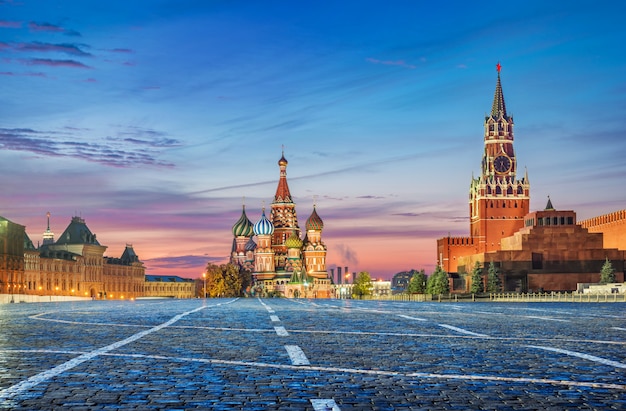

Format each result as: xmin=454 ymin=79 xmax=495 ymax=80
xmin=1 ymin=0 xmax=625 ymax=279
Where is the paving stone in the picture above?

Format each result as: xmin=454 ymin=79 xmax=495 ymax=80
xmin=1 ymin=299 xmax=625 ymax=410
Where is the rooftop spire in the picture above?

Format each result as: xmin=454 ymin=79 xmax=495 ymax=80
xmin=42 ymin=211 xmax=55 ymax=245
xmin=274 ymin=150 xmax=292 ymax=203
xmin=491 ymin=62 xmax=508 ymax=119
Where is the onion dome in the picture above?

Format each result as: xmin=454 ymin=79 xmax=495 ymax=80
xmin=232 ymin=205 xmax=254 ymax=237
xmin=305 ymin=206 xmax=324 ymax=231
xmin=285 ymin=231 xmax=303 ymax=249
xmin=245 ymin=237 xmax=257 ymax=251
xmin=278 ymin=153 xmax=288 ymax=167
xmin=253 ymin=208 xmax=274 ymax=235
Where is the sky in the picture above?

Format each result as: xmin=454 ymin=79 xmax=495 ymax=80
xmin=1 ymin=1 xmax=625 ymax=280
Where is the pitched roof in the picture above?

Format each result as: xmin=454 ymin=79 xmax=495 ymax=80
xmin=55 ymin=216 xmax=100 ymax=245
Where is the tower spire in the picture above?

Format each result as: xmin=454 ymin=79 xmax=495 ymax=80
xmin=491 ymin=62 xmax=508 ymax=119
xmin=42 ymin=211 xmax=55 ymax=246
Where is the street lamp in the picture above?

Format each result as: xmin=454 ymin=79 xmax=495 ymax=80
xmin=202 ymin=272 xmax=207 ymax=299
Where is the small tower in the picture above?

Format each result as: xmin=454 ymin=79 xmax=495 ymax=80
xmin=284 ymin=230 xmax=304 ymax=273
xmin=42 ymin=211 xmax=55 ymax=246
xmin=302 ymin=205 xmax=327 ymax=279
xmin=253 ymin=208 xmax=275 ymax=280
xmin=231 ymin=204 xmax=254 ymax=268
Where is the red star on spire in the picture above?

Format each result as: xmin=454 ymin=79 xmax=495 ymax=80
xmin=496 ymin=62 xmax=501 ymax=72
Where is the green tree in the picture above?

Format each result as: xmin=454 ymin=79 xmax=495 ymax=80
xmin=426 ymin=265 xmax=449 ymax=295
xmin=205 ymin=263 xmax=226 ymax=297
xmin=600 ymin=258 xmax=616 ymax=284
xmin=407 ymin=269 xmax=427 ymax=294
xmin=352 ymin=271 xmax=373 ymax=298
xmin=486 ymin=261 xmax=502 ymax=293
xmin=222 ymin=263 xmax=243 ymax=297
xmin=469 ymin=261 xmax=484 ymax=293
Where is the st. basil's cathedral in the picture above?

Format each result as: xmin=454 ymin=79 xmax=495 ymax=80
xmin=230 ymin=153 xmax=333 ymax=298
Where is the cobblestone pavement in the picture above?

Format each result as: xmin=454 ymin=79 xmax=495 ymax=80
xmin=1 ymin=298 xmax=625 ymax=410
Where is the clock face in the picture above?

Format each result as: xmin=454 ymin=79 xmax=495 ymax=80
xmin=494 ymin=155 xmax=511 ymax=173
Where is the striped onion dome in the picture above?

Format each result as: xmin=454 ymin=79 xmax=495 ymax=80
xmin=232 ymin=205 xmax=254 ymax=237
xmin=245 ymin=237 xmax=257 ymax=251
xmin=253 ymin=208 xmax=274 ymax=235
xmin=305 ymin=206 xmax=324 ymax=231
xmin=285 ymin=231 xmax=303 ymax=249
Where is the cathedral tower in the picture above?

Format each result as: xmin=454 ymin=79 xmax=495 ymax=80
xmin=469 ymin=63 xmax=530 ymax=253
xmin=253 ymin=208 xmax=275 ymax=280
xmin=302 ymin=205 xmax=327 ymax=279
xmin=270 ymin=151 xmax=300 ymax=271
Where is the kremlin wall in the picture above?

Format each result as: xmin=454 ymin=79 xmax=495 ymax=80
xmin=2 ymin=66 xmax=626 ymax=301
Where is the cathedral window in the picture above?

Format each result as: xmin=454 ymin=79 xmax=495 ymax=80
xmin=496 ymin=186 xmax=502 ymax=195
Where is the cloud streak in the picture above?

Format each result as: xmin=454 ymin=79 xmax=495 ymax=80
xmin=13 ymin=41 xmax=92 ymax=56
xmin=19 ymin=58 xmax=91 ymax=68
xmin=28 ymin=21 xmax=81 ymax=36
xmin=0 ymin=127 xmax=179 ymax=167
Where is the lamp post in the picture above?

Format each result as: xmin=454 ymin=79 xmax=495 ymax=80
xmin=202 ymin=272 xmax=207 ymax=299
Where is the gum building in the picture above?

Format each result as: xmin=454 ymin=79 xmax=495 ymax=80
xmin=436 ymin=65 xmax=625 ymax=292
xmin=1 ymin=213 xmax=146 ymax=300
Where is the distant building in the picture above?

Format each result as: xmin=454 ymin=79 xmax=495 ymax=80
xmin=230 ymin=152 xmax=334 ymax=298
xmin=436 ymin=66 xmax=625 ymax=292
xmin=144 ymin=275 xmax=195 ymax=299
xmin=391 ymin=270 xmax=418 ymax=293
xmin=371 ymin=279 xmax=392 ymax=297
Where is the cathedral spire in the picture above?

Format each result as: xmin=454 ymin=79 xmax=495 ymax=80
xmin=491 ymin=62 xmax=508 ymax=119
xmin=274 ymin=149 xmax=292 ymax=203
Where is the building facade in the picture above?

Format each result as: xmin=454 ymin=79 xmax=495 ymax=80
xmin=230 ymin=153 xmax=333 ymax=298
xmin=144 ymin=275 xmax=195 ymax=299
xmin=2 ymin=214 xmax=146 ymax=300
xmin=436 ymin=65 xmax=625 ymax=292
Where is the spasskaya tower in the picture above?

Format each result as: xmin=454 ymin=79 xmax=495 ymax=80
xmin=469 ymin=63 xmax=530 ymax=253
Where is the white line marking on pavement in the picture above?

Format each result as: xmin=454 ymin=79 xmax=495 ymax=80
xmin=310 ymin=398 xmax=340 ymax=410
xmin=285 ymin=345 xmax=310 ymax=365
xmin=526 ymin=345 xmax=626 ymax=369
xmin=2 ymin=349 xmax=625 ymax=391
xmin=398 ymin=314 xmax=427 ymax=322
xmin=274 ymin=326 xmax=289 ymax=336
xmin=270 ymin=315 xmax=280 ymax=322
xmin=438 ymin=324 xmax=488 ymax=337
xmin=612 ymin=327 xmax=626 ymax=331
xmin=522 ymin=315 xmax=570 ymax=322
xmin=0 ymin=304 xmax=211 ymax=402
xmin=0 ymin=299 xmax=239 ymax=403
